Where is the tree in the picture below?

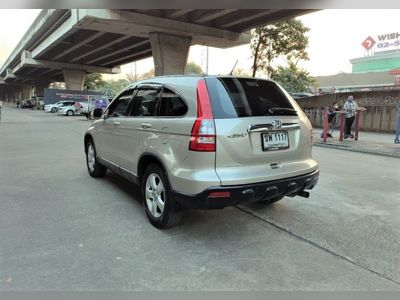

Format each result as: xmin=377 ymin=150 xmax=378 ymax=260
xmin=251 ymin=19 xmax=310 ymax=78
xmin=126 ymin=72 xmax=137 ymax=82
xmin=185 ymin=62 xmax=204 ymax=75
xmin=97 ymin=79 xmax=130 ymax=97
xmin=84 ymin=73 xmax=106 ymax=91
xmin=232 ymin=68 xmax=252 ymax=77
xmin=272 ymin=61 xmax=315 ymax=93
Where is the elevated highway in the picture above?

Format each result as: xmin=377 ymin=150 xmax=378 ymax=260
xmin=0 ymin=9 xmax=312 ymax=101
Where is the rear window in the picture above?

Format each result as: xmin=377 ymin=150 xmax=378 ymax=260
xmin=205 ymin=77 xmax=296 ymax=118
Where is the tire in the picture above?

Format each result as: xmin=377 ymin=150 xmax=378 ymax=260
xmin=84 ymin=113 xmax=89 ymax=119
xmin=85 ymin=139 xmax=107 ymax=178
xmin=142 ymin=164 xmax=182 ymax=229
xmin=67 ymin=110 xmax=74 ymax=116
xmin=51 ymin=107 xmax=56 ymax=113
xmin=258 ymin=196 xmax=284 ymax=204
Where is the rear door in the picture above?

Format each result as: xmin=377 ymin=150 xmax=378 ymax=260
xmin=205 ymin=77 xmax=312 ymax=185
xmin=117 ymin=84 xmax=162 ymax=174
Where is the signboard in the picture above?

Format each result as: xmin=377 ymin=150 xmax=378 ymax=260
xmin=361 ymin=36 xmax=376 ymax=50
xmin=43 ymin=88 xmax=103 ymax=105
xmin=362 ymin=32 xmax=400 ymax=52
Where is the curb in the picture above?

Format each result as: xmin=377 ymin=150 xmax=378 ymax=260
xmin=314 ymin=142 xmax=400 ymax=159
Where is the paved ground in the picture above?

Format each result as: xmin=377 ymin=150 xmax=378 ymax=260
xmin=0 ymin=107 xmax=399 ymax=290
xmin=313 ymin=128 xmax=400 ymax=158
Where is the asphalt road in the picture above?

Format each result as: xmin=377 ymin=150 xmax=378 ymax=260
xmin=0 ymin=107 xmax=399 ymax=290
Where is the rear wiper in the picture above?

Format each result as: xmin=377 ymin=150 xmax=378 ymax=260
xmin=267 ymin=107 xmax=297 ymax=115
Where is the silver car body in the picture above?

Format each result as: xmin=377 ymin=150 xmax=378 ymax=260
xmin=44 ymin=101 xmax=70 ymax=112
xmin=58 ymin=105 xmax=76 ymax=116
xmin=85 ymin=76 xmax=318 ymax=196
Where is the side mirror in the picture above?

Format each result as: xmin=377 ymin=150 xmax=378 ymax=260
xmin=93 ymin=108 xmax=103 ymax=119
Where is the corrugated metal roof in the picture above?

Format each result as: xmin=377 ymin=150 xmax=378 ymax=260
xmin=315 ymin=71 xmax=395 ymax=88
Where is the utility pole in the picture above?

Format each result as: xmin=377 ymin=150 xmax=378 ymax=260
xmin=134 ymin=62 xmax=137 ymax=81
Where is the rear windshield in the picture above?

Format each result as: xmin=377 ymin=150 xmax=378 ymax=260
xmin=205 ymin=77 xmax=296 ymax=118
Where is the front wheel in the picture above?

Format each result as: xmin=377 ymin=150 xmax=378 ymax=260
xmin=85 ymin=140 xmax=107 ymax=178
xmin=51 ymin=107 xmax=56 ymax=113
xmin=142 ymin=164 xmax=181 ymax=229
xmin=67 ymin=110 xmax=74 ymax=116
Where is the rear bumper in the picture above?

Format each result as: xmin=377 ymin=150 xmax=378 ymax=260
xmin=172 ymin=170 xmax=319 ymax=209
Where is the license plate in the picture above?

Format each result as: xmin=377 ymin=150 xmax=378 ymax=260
xmin=262 ymin=131 xmax=289 ymax=151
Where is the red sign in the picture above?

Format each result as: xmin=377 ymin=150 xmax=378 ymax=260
xmin=362 ymin=36 xmax=376 ymax=50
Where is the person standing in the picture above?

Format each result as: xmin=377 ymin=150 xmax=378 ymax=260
xmin=395 ymin=100 xmax=400 ymax=144
xmin=16 ymin=99 xmax=20 ymax=108
xmin=343 ymin=95 xmax=358 ymax=139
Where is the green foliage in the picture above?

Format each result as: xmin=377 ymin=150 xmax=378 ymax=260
xmin=272 ymin=62 xmax=315 ymax=93
xmin=137 ymin=69 xmax=155 ymax=80
xmin=185 ymin=62 xmax=204 ymax=75
xmin=84 ymin=73 xmax=107 ymax=91
xmin=97 ymin=78 xmax=130 ymax=97
xmin=251 ymin=19 xmax=310 ymax=77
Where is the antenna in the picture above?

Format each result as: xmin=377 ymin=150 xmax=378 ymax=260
xmin=229 ymin=59 xmax=239 ymax=75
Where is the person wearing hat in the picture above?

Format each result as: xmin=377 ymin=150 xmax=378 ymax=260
xmin=343 ymin=95 xmax=359 ymax=139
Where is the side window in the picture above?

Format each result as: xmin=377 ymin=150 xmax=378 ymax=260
xmin=159 ymin=88 xmax=188 ymax=117
xmin=129 ymin=89 xmax=160 ymax=117
xmin=108 ymin=90 xmax=134 ymax=117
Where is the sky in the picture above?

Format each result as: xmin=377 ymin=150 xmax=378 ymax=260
xmin=1 ymin=9 xmax=400 ymax=79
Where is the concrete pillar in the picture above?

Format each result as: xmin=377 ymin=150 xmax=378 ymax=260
xmin=13 ymin=88 xmax=21 ymax=103
xmin=63 ymin=69 xmax=86 ymax=90
xmin=34 ymin=79 xmax=51 ymax=97
xmin=149 ymin=32 xmax=191 ymax=76
xmin=21 ymin=83 xmax=32 ymax=99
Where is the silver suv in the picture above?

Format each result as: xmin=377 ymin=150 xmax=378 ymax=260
xmin=84 ymin=76 xmax=319 ymax=228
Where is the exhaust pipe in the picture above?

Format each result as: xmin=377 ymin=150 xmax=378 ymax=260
xmin=296 ymin=190 xmax=310 ymax=198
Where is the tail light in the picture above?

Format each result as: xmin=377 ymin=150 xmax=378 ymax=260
xmin=189 ymin=79 xmax=216 ymax=152
xmin=300 ymin=109 xmax=314 ymax=145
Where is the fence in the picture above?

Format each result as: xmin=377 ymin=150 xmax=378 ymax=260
xmin=299 ymin=90 xmax=400 ymax=133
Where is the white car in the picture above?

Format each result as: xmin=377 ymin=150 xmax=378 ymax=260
xmin=58 ymin=104 xmax=77 ymax=116
xmin=44 ymin=101 xmax=74 ymax=113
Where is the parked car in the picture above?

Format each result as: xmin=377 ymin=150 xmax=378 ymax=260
xmin=87 ymin=97 xmax=111 ymax=120
xmin=44 ymin=101 xmax=73 ymax=113
xmin=57 ymin=102 xmax=77 ymax=116
xmin=76 ymin=96 xmax=110 ymax=119
xmin=74 ymin=101 xmax=89 ymax=116
xmin=84 ymin=76 xmax=319 ymax=228
xmin=21 ymin=99 xmax=34 ymax=108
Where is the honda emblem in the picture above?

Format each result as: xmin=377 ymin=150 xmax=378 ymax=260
xmin=272 ymin=120 xmax=282 ymax=129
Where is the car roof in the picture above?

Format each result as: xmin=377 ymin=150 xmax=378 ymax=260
xmin=122 ymin=75 xmax=275 ymax=91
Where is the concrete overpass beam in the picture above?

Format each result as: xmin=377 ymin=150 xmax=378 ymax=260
xmin=150 ymin=32 xmax=191 ymax=76
xmin=63 ymin=69 xmax=86 ymax=91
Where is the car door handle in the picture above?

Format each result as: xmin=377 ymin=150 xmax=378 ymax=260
xmin=140 ymin=123 xmax=152 ymax=129
xmin=112 ymin=121 xmax=121 ymax=127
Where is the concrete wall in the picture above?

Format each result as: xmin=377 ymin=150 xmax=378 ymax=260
xmin=298 ymin=90 xmax=400 ymax=133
